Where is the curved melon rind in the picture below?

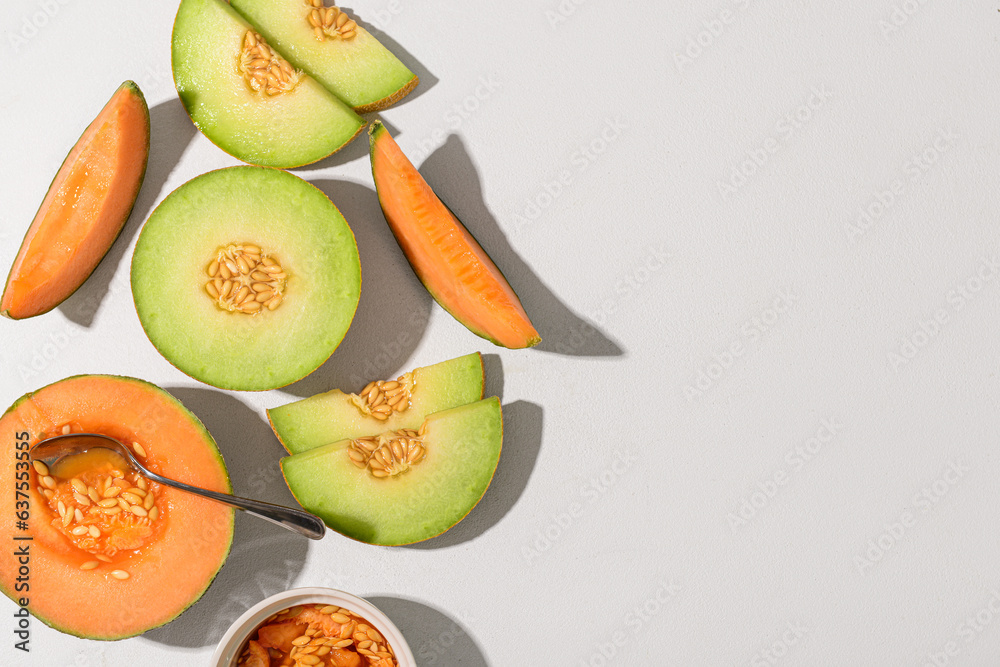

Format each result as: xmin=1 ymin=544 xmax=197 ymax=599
xmin=267 ymin=352 xmax=485 ymax=454
xmin=0 ymin=375 xmax=234 ymax=640
xmin=1 ymin=81 xmax=150 ymax=320
xmin=354 ymin=75 xmax=420 ymax=115
xmin=281 ymin=397 xmax=503 ymax=546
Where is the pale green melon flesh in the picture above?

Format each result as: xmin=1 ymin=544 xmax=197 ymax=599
xmin=282 ymin=397 xmax=502 ymax=545
xmin=268 ymin=352 xmax=484 ymax=454
xmin=131 ymin=167 xmax=361 ymax=391
xmin=230 ymin=0 xmax=417 ymax=111
xmin=172 ymin=0 xmax=364 ymax=168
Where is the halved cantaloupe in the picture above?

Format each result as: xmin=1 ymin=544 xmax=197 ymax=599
xmin=1 ymin=82 xmax=150 ymax=319
xmin=0 ymin=375 xmax=233 ymax=639
xmin=368 ymin=121 xmax=540 ymax=349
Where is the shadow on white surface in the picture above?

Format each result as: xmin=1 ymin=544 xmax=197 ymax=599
xmin=59 ymin=97 xmax=197 ymax=328
xmin=407 ymin=399 xmax=543 ymax=550
xmin=280 ymin=179 xmax=433 ymax=398
xmin=418 ymin=135 xmax=624 ymax=358
xmin=143 ymin=388 xmax=310 ymax=648
xmin=481 ymin=353 xmax=504 ymax=403
xmin=346 ymin=5 xmax=439 ymax=108
xmin=366 ymin=596 xmax=488 ymax=667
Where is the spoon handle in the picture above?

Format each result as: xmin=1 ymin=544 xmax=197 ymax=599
xmin=143 ymin=470 xmax=326 ymax=540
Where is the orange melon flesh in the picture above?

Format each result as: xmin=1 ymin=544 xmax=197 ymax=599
xmin=0 ymin=375 xmax=233 ymax=639
xmin=368 ymin=121 xmax=540 ymax=349
xmin=1 ymin=81 xmax=150 ymax=319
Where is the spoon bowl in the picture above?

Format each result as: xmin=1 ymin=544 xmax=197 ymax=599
xmin=30 ymin=432 xmax=326 ymax=540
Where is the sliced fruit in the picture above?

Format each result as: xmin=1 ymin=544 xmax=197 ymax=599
xmin=172 ymin=0 xmax=364 ymax=168
xmin=281 ymin=397 xmax=502 ymax=545
xmin=238 ymin=604 xmax=399 ymax=666
xmin=0 ymin=375 xmax=233 ymax=639
xmin=230 ymin=0 xmax=418 ymax=112
xmin=268 ymin=352 xmax=484 ymax=454
xmin=1 ymin=81 xmax=149 ymax=319
xmin=368 ymin=121 xmax=540 ymax=349
xmin=131 ymin=166 xmax=361 ymax=391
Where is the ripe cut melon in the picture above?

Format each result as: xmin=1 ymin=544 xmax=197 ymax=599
xmin=1 ymin=81 xmax=149 ymax=319
xmin=0 ymin=375 xmax=233 ymax=639
xmin=131 ymin=166 xmax=361 ymax=391
xmin=172 ymin=0 xmax=364 ymax=168
xmin=281 ymin=397 xmax=502 ymax=546
xmin=268 ymin=352 xmax=484 ymax=455
xmin=369 ymin=121 xmax=540 ymax=349
xmin=230 ymin=0 xmax=418 ymax=112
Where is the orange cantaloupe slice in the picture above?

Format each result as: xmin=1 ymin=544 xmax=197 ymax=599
xmin=1 ymin=81 xmax=150 ymax=319
xmin=368 ymin=121 xmax=540 ymax=349
xmin=0 ymin=375 xmax=234 ymax=639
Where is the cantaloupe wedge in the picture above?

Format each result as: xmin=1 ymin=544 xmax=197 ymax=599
xmin=1 ymin=81 xmax=150 ymax=319
xmin=368 ymin=121 xmax=540 ymax=349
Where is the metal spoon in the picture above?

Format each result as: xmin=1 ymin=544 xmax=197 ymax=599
xmin=30 ymin=433 xmax=326 ymax=540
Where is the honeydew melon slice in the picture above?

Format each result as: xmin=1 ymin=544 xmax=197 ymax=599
xmin=281 ymin=397 xmax=502 ymax=545
xmin=230 ymin=0 xmax=418 ymax=112
xmin=268 ymin=352 xmax=484 ymax=454
xmin=172 ymin=0 xmax=364 ymax=168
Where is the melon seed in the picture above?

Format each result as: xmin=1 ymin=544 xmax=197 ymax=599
xmin=205 ymin=243 xmax=286 ymax=315
xmin=347 ymin=428 xmax=427 ymax=479
xmin=239 ymin=31 xmax=300 ymax=97
xmin=349 ymin=371 xmax=415 ymax=419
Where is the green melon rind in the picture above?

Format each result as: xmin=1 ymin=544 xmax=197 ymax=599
xmin=171 ymin=0 xmax=365 ymax=168
xmin=130 ymin=166 xmax=361 ymax=391
xmin=267 ymin=352 xmax=485 ymax=454
xmin=229 ymin=0 xmax=417 ymax=112
xmin=281 ymin=397 xmax=502 ymax=546
xmin=1 ymin=81 xmax=150 ymax=321
xmin=0 ymin=375 xmax=234 ymax=640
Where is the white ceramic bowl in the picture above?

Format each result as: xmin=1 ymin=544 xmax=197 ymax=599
xmin=211 ymin=587 xmax=415 ymax=667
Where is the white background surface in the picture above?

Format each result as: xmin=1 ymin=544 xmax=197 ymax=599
xmin=2 ymin=0 xmax=1000 ymax=665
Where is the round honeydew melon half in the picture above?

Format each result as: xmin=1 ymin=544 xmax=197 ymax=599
xmin=172 ymin=0 xmax=364 ymax=168
xmin=131 ymin=166 xmax=361 ymax=391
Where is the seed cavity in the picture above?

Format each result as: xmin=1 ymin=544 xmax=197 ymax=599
xmin=206 ymin=243 xmax=286 ymax=315
xmin=304 ymin=0 xmax=358 ymax=42
xmin=349 ymin=372 xmax=414 ymax=421
xmin=239 ymin=30 xmax=301 ymax=97
xmin=348 ymin=428 xmax=426 ymax=479
xmin=36 ymin=445 xmax=163 ymax=561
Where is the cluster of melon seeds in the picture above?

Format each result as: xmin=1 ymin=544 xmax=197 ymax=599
xmin=239 ymin=30 xmax=301 ymax=97
xmin=348 ymin=373 xmax=414 ymax=421
xmin=32 ymin=425 xmax=160 ymax=580
xmin=348 ymin=427 xmax=426 ymax=478
xmin=237 ymin=603 xmax=397 ymax=667
xmin=205 ymin=243 xmax=287 ymax=314
xmin=304 ymin=0 xmax=358 ymax=42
